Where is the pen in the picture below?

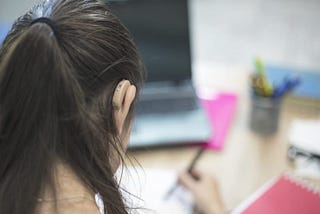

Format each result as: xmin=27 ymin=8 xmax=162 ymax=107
xmin=287 ymin=146 xmax=320 ymax=161
xmin=255 ymin=57 xmax=266 ymax=76
xmin=272 ymin=76 xmax=301 ymax=98
xmin=164 ymin=147 xmax=206 ymax=199
xmin=254 ymin=58 xmax=273 ymax=97
xmin=251 ymin=74 xmax=268 ymax=97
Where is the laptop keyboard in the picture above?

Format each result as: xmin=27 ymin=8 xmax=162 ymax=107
xmin=135 ymin=96 xmax=197 ymax=115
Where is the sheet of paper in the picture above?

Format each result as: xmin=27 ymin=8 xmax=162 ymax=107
xmin=288 ymin=119 xmax=320 ymax=179
xmin=288 ymin=119 xmax=320 ymax=155
xmin=116 ymin=167 xmax=193 ymax=214
xmin=294 ymin=156 xmax=320 ymax=179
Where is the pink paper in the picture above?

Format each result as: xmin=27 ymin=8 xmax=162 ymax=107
xmin=200 ymin=93 xmax=238 ymax=150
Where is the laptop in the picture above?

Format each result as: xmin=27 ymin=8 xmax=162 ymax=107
xmin=107 ymin=0 xmax=211 ymax=148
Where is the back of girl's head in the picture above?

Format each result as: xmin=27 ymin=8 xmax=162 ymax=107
xmin=0 ymin=0 xmax=143 ymax=213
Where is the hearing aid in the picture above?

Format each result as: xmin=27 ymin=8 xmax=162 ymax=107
xmin=112 ymin=80 xmax=131 ymax=110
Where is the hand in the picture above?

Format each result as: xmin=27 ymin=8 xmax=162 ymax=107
xmin=178 ymin=170 xmax=225 ymax=214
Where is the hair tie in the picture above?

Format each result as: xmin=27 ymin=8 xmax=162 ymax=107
xmin=30 ymin=17 xmax=58 ymax=36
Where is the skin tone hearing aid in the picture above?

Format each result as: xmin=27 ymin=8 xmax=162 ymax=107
xmin=112 ymin=80 xmax=131 ymax=110
xmin=111 ymin=80 xmax=136 ymax=171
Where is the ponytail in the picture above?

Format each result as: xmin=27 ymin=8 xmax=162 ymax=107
xmin=0 ymin=1 xmax=143 ymax=214
xmin=0 ymin=22 xmax=82 ymax=213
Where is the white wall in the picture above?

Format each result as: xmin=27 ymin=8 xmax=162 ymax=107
xmin=1 ymin=0 xmax=319 ymax=71
xmin=190 ymin=0 xmax=320 ymax=71
xmin=0 ymin=0 xmax=40 ymax=22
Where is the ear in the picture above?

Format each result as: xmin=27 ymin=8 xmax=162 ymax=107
xmin=112 ymin=80 xmax=136 ymax=134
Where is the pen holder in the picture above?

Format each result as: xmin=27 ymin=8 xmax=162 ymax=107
xmin=249 ymin=95 xmax=282 ymax=135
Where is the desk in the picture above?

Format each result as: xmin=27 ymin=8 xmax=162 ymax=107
xmin=128 ymin=65 xmax=320 ymax=211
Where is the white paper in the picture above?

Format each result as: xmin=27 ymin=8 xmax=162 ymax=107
xmin=115 ymin=167 xmax=193 ymax=214
xmin=288 ymin=119 xmax=320 ymax=155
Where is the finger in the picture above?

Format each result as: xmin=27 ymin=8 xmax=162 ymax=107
xmin=178 ymin=172 xmax=198 ymax=192
xmin=189 ymin=169 xmax=202 ymax=180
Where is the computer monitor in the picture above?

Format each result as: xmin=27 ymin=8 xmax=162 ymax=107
xmin=106 ymin=0 xmax=192 ymax=83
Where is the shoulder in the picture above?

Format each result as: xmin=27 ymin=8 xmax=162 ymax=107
xmin=36 ymin=197 xmax=101 ymax=214
xmin=35 ymin=162 xmax=102 ymax=214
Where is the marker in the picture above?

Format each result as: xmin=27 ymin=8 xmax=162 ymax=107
xmin=164 ymin=148 xmax=206 ymax=199
xmin=254 ymin=58 xmax=273 ymax=96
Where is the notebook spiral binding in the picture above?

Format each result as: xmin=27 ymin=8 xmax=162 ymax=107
xmin=284 ymin=172 xmax=320 ymax=197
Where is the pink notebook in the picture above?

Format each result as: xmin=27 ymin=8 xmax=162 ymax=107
xmin=234 ymin=175 xmax=320 ymax=214
xmin=199 ymin=93 xmax=237 ymax=150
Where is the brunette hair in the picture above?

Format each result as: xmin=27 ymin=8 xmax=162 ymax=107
xmin=0 ymin=0 xmax=143 ymax=213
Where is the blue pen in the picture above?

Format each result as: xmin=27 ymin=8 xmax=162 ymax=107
xmin=275 ymin=77 xmax=301 ymax=98
xmin=272 ymin=76 xmax=301 ymax=98
xmin=272 ymin=76 xmax=290 ymax=98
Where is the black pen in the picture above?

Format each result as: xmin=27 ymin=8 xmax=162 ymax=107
xmin=288 ymin=146 xmax=320 ymax=161
xmin=164 ymin=147 xmax=206 ymax=199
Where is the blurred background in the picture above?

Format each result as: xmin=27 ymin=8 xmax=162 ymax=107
xmin=1 ymin=0 xmax=320 ymax=212
xmin=1 ymin=0 xmax=320 ymax=71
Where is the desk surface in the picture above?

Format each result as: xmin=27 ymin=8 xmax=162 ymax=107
xmin=128 ymin=65 xmax=320 ymax=210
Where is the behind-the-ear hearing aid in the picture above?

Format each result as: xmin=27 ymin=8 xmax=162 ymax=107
xmin=112 ymin=80 xmax=131 ymax=110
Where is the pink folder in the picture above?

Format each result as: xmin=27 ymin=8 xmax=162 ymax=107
xmin=199 ymin=93 xmax=238 ymax=150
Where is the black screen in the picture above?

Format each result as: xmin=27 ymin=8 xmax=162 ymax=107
xmin=107 ymin=0 xmax=192 ymax=82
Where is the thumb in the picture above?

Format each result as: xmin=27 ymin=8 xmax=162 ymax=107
xmin=178 ymin=172 xmax=198 ymax=192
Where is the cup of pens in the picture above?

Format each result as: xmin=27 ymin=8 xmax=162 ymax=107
xmin=249 ymin=58 xmax=301 ymax=135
